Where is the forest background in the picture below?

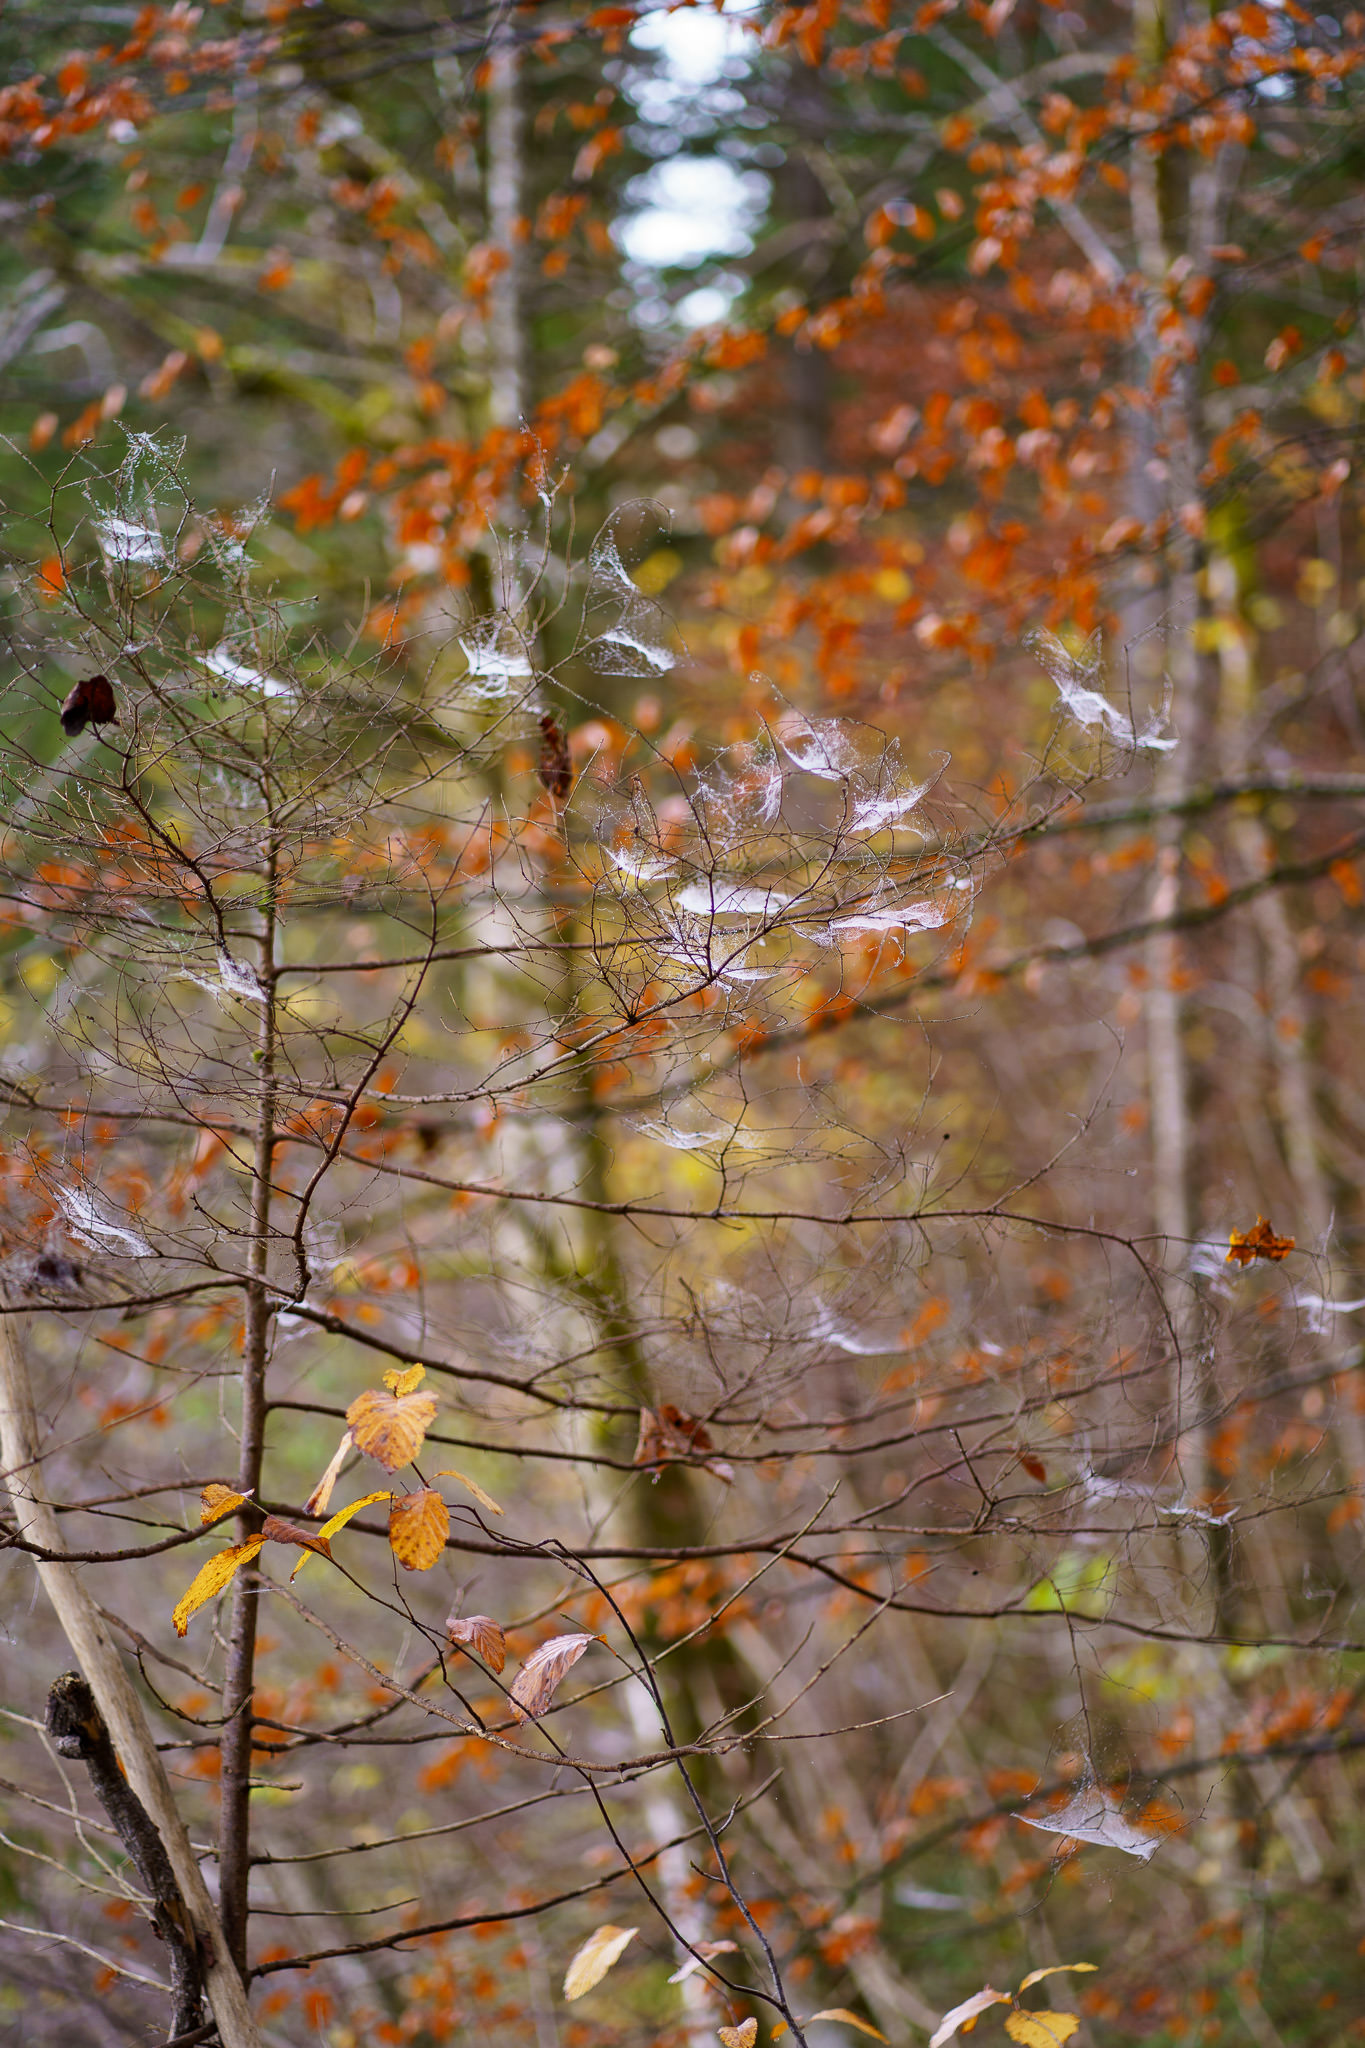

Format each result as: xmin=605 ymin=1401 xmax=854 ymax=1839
xmin=1 ymin=2 xmax=1364 ymax=2046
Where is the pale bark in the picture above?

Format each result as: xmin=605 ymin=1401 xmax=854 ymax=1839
xmin=0 ymin=1305 xmax=262 ymax=2047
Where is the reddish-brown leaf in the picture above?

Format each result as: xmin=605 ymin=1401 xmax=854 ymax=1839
xmin=59 ymin=674 xmax=118 ymax=737
xmin=1226 ymin=1217 xmax=1295 ymax=1266
xmin=444 ymin=1613 xmax=506 ymax=1673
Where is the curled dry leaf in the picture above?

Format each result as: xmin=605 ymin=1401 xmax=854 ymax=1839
xmin=929 ymin=1987 xmax=1010 ymax=2048
xmin=786 ymin=2014 xmax=888 ymax=2043
xmin=172 ymin=1536 xmax=265 ymax=1636
xmin=260 ymin=1513 xmax=331 ymax=1558
xmin=199 ymin=1482 xmax=246 ymax=1526
xmin=634 ymin=1404 xmax=733 ymax=1482
xmin=1226 ymin=1215 xmax=1295 ymax=1265
xmin=291 ymin=1489 xmax=392 ymax=1579
xmin=388 ymin=1487 xmax=450 ymax=1571
xmin=303 ymin=1430 xmax=353 ymax=1517
xmin=718 ymin=2023 xmax=757 ymax=2048
xmin=509 ymin=1632 xmax=597 ymax=1723
xmin=1004 ymin=2015 xmax=1079 ymax=2048
xmin=59 ymin=673 xmax=118 ymax=737
xmin=445 ymin=1613 xmax=506 ymax=1674
xmin=346 ymin=1371 xmax=438 ymax=1474
xmin=434 ymin=1466 xmax=504 ymax=1515
xmin=668 ymin=1939 xmax=739 ymax=1984
xmin=562 ymin=1923 xmax=637 ymax=2000
xmin=538 ymin=711 xmax=573 ymax=803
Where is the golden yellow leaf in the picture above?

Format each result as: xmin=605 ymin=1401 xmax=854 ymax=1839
xmin=562 ymin=1923 xmax=637 ymax=2000
xmin=1004 ymin=2013 xmax=1079 ymax=2048
xmin=435 ymin=1466 xmax=503 ymax=1515
xmin=1017 ymin=1967 xmax=1096 ymax=1995
xmin=346 ymin=1380 xmax=437 ymax=1473
xmin=388 ymin=1488 xmax=450 ymax=1571
xmin=383 ymin=1363 xmax=426 ymax=1396
xmin=718 ymin=2023 xmax=757 ymax=2048
xmin=172 ymin=1537 xmax=265 ymax=1636
xmin=805 ymin=2013 xmax=889 ymax=2041
xmin=292 ymin=1489 xmax=391 ymax=1579
xmin=199 ymin=1483 xmax=245 ymax=1526
xmin=303 ymin=1431 xmax=353 ymax=1517
xmin=445 ymin=1613 xmax=506 ymax=1673
xmin=509 ymin=1633 xmax=597 ymax=1722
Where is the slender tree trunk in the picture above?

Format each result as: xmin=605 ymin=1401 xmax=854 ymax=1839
xmin=0 ymin=1306 xmax=262 ymax=2047
xmin=218 ymin=844 xmax=280 ymax=1980
xmin=486 ymin=8 xmax=524 ymax=436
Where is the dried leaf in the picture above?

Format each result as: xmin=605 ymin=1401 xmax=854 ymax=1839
xmin=667 ymin=1939 xmax=739 ymax=1984
xmin=388 ymin=1488 xmax=450 ymax=1571
xmin=1017 ymin=1967 xmax=1096 ymax=1994
xmin=434 ymin=1466 xmax=504 ymax=1515
xmin=1226 ymin=1216 xmax=1295 ymax=1266
xmin=60 ymin=673 xmax=118 ymax=737
xmin=445 ymin=1613 xmax=507 ymax=1674
xmin=509 ymin=1632 xmax=597 ymax=1722
xmin=346 ymin=1379 xmax=438 ymax=1473
xmin=1004 ymin=2014 xmax=1079 ymax=2048
xmin=382 ymin=1363 xmax=427 ymax=1396
xmin=538 ymin=711 xmax=573 ymax=802
xmin=563 ymin=1923 xmax=637 ymax=2000
xmin=634 ymin=1405 xmax=733 ymax=1482
xmin=718 ymin=2023 xmax=757 ymax=2048
xmin=929 ymin=1988 xmax=1010 ymax=2048
xmin=199 ymin=1483 xmax=245 ymax=1526
xmin=172 ymin=1537 xmax=265 ymax=1636
xmin=260 ymin=1513 xmax=330 ymax=1559
xmin=806 ymin=2013 xmax=889 ymax=2041
xmin=303 ymin=1431 xmax=353 ymax=1517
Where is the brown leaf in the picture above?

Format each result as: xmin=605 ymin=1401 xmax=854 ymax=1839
xmin=388 ymin=1488 xmax=450 ymax=1571
xmin=1019 ymin=1454 xmax=1047 ymax=1485
xmin=60 ymin=674 xmax=118 ymax=737
xmin=172 ymin=1537 xmax=265 ymax=1636
xmin=346 ymin=1377 xmax=438 ymax=1474
xmin=260 ymin=1513 xmax=331 ymax=1562
xmin=1226 ymin=1216 xmax=1295 ymax=1266
xmin=718 ymin=2023 xmax=757 ymax=2048
xmin=199 ymin=1482 xmax=246 ymax=1526
xmin=634 ymin=1405 xmax=733 ymax=1482
xmin=303 ymin=1431 xmax=353 ymax=1517
xmin=538 ymin=712 xmax=574 ymax=803
xmin=563 ymin=1923 xmax=637 ymax=2000
xmin=445 ymin=1612 xmax=506 ymax=1672
xmin=509 ymin=1632 xmax=597 ymax=1722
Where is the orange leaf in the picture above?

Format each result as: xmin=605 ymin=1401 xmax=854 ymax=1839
xmin=347 ymin=1374 xmax=437 ymax=1472
xmin=388 ymin=1488 xmax=450 ymax=1571
xmin=1226 ymin=1217 xmax=1295 ymax=1266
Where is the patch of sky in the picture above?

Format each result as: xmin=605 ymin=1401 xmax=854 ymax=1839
xmin=620 ymin=1 xmax=769 ymax=331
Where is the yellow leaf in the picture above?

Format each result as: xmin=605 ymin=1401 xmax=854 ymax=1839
xmin=930 ymin=1989 xmax=1011 ymax=2048
xmin=563 ymin=1923 xmax=637 ymax=2000
xmin=1004 ymin=2015 xmax=1080 ymax=2048
xmin=292 ymin=1489 xmax=391 ymax=1578
xmin=807 ymin=2014 xmax=889 ymax=2042
xmin=346 ymin=1381 xmax=437 ymax=1473
xmin=718 ymin=2024 xmax=757 ymax=2048
xmin=383 ymin=1363 xmax=426 ymax=1396
xmin=199 ymin=1483 xmax=245 ymax=1526
xmin=388 ymin=1488 xmax=450 ymax=1571
xmin=435 ymin=1466 xmax=504 ymax=1515
xmin=172 ymin=1537 xmax=265 ymax=1636
xmin=1017 ymin=1967 xmax=1096 ymax=1995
